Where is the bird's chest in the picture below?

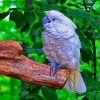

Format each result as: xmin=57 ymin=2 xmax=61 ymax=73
xmin=42 ymin=34 xmax=69 ymax=62
xmin=43 ymin=35 xmax=62 ymax=51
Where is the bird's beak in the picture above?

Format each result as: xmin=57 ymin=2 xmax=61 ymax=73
xmin=42 ymin=16 xmax=50 ymax=26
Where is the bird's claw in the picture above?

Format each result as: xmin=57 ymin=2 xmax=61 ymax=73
xmin=53 ymin=64 xmax=63 ymax=76
xmin=49 ymin=61 xmax=63 ymax=76
xmin=49 ymin=61 xmax=56 ymax=76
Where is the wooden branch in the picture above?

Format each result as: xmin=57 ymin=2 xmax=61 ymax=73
xmin=0 ymin=41 xmax=70 ymax=89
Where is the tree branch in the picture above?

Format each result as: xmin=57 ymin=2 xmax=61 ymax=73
xmin=92 ymin=40 xmax=96 ymax=80
xmin=0 ymin=41 xmax=70 ymax=89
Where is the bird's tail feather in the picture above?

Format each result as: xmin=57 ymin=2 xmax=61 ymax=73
xmin=64 ymin=70 xmax=86 ymax=94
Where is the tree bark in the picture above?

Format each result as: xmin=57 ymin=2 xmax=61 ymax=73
xmin=0 ymin=41 xmax=70 ymax=89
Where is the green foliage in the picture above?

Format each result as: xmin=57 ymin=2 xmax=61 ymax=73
xmin=9 ymin=9 xmax=26 ymax=28
xmin=0 ymin=0 xmax=100 ymax=100
xmin=41 ymin=87 xmax=58 ymax=100
xmin=0 ymin=76 xmax=21 ymax=100
xmin=59 ymin=0 xmax=66 ymax=4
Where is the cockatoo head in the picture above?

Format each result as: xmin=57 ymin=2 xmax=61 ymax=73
xmin=42 ymin=10 xmax=77 ymax=30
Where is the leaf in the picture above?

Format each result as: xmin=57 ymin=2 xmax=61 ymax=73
xmin=28 ymin=53 xmax=39 ymax=60
xmin=96 ymin=92 xmax=100 ymax=100
xmin=86 ymin=92 xmax=96 ymax=100
xmin=83 ymin=0 xmax=96 ymax=11
xmin=31 ymin=23 xmax=41 ymax=31
xmin=66 ymin=8 xmax=91 ymax=22
xmin=84 ymin=29 xmax=94 ymax=40
xmin=29 ymin=84 xmax=39 ymax=91
xmin=9 ymin=10 xmax=25 ymax=28
xmin=36 ymin=1 xmax=49 ymax=11
xmin=59 ymin=0 xmax=66 ymax=4
xmin=67 ymin=3 xmax=81 ymax=8
xmin=84 ymin=77 xmax=100 ymax=91
xmin=81 ymin=49 xmax=93 ymax=64
xmin=30 ymin=28 xmax=42 ymax=43
xmin=33 ymin=42 xmax=43 ymax=49
xmin=34 ymin=94 xmax=44 ymax=100
xmin=79 ymin=35 xmax=92 ymax=50
xmin=41 ymin=87 xmax=58 ymax=100
xmin=91 ymin=8 xmax=100 ymax=15
xmin=9 ymin=8 xmax=18 ymax=11
xmin=24 ymin=94 xmax=34 ymax=100
xmin=0 ymin=11 xmax=9 ymax=20
xmin=82 ymin=70 xmax=93 ymax=78
xmin=95 ymin=34 xmax=100 ymax=40
xmin=24 ymin=11 xmax=36 ymax=25
xmin=47 ymin=4 xmax=61 ymax=11
xmin=30 ymin=85 xmax=41 ymax=95
xmin=82 ymin=96 xmax=88 ymax=100
xmin=20 ymin=90 xmax=29 ymax=99
xmin=21 ymin=22 xmax=29 ymax=32
xmin=47 ymin=0 xmax=59 ymax=4
xmin=38 ymin=54 xmax=46 ymax=63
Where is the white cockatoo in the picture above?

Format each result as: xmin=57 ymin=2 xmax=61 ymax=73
xmin=42 ymin=10 xmax=86 ymax=93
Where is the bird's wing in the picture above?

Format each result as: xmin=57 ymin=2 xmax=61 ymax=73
xmin=52 ymin=34 xmax=81 ymax=70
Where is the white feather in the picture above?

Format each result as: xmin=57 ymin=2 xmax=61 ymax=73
xmin=65 ymin=71 xmax=86 ymax=94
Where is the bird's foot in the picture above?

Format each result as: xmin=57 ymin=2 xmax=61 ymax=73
xmin=53 ymin=63 xmax=63 ymax=76
xmin=49 ymin=61 xmax=63 ymax=76
xmin=49 ymin=61 xmax=57 ymax=76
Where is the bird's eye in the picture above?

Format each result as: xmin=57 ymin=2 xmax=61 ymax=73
xmin=53 ymin=18 xmax=55 ymax=21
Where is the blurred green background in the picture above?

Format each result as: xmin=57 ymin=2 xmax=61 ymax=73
xmin=0 ymin=0 xmax=100 ymax=100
